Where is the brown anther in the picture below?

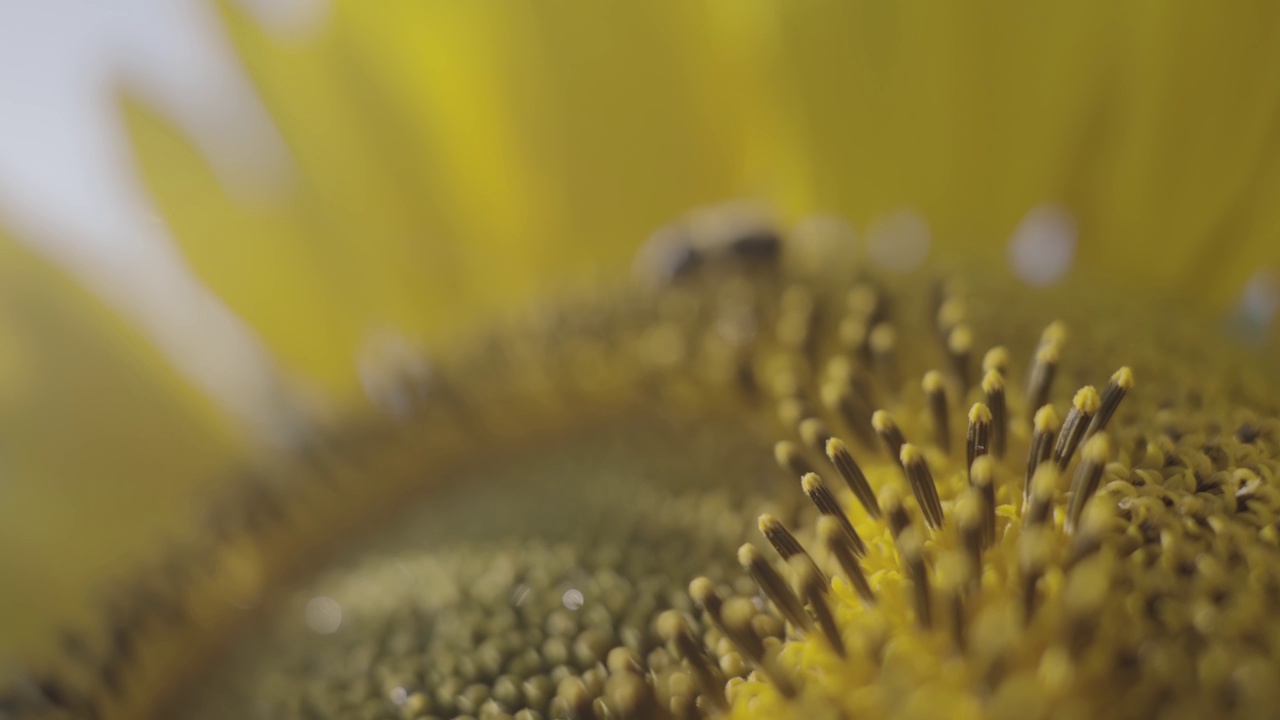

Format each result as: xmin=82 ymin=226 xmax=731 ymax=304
xmin=801 ymin=473 xmax=866 ymax=557
xmin=872 ymin=410 xmax=907 ymax=466
xmin=1053 ymin=386 xmax=1101 ymax=469
xmin=721 ymin=598 xmax=795 ymax=697
xmin=898 ymin=527 xmax=933 ymax=629
xmin=1066 ymin=434 xmax=1113 ymax=534
xmin=923 ymin=370 xmax=950 ymax=453
xmin=1085 ymin=367 xmax=1133 ymax=439
xmin=879 ymin=484 xmax=912 ymax=540
xmin=817 ymin=516 xmax=875 ymax=605
xmin=970 ymin=455 xmax=997 ymax=548
xmin=795 ymin=561 xmax=844 ymax=657
xmin=1020 ymin=528 xmax=1053 ymax=624
xmin=1026 ymin=344 xmax=1060 ymax=420
xmin=981 ymin=369 xmax=1007 ymax=458
xmin=1026 ymin=405 xmax=1060 ymax=503
xmin=1024 ymin=464 xmax=1059 ymax=528
xmin=947 ymin=324 xmax=974 ymax=389
xmin=758 ymin=515 xmax=825 ymax=585
xmin=954 ymin=490 xmax=984 ymax=590
xmin=966 ymin=402 xmax=993 ymax=482
xmin=720 ymin=596 xmax=766 ymax=662
xmin=690 ymin=576 xmax=724 ymax=623
xmin=757 ymin=514 xmax=804 ymax=561
xmin=773 ymin=441 xmax=814 ymax=480
xmin=936 ymin=553 xmax=972 ymax=651
xmin=657 ymin=611 xmax=727 ymax=711
xmin=825 ymin=437 xmax=881 ymax=518
xmin=737 ymin=544 xmax=811 ymax=632
xmin=901 ymin=443 xmax=944 ymax=530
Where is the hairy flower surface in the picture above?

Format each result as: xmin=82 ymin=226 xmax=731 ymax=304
xmin=5 ymin=224 xmax=1279 ymax=720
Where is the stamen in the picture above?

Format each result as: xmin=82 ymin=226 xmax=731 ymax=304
xmin=1053 ymin=386 xmax=1101 ymax=469
xmin=947 ymin=324 xmax=974 ymax=389
xmin=970 ymin=455 xmax=997 ymax=548
xmin=721 ymin=597 xmax=796 ymax=697
xmin=1085 ymin=367 xmax=1134 ymax=438
xmin=966 ymin=402 xmax=992 ymax=481
xmin=773 ymin=441 xmax=815 ymax=480
xmin=801 ymin=473 xmax=867 ymax=557
xmin=758 ymin=514 xmax=825 ymax=584
xmin=954 ymin=490 xmax=983 ymax=590
xmin=721 ymin=596 xmax=767 ymax=664
xmin=901 ymin=444 xmax=945 ymax=530
xmin=1026 ymin=405 xmax=1060 ymax=502
xmin=872 ymin=410 xmax=907 ymax=466
xmin=794 ymin=561 xmax=844 ymax=657
xmin=1026 ymin=344 xmax=1060 ymax=419
xmin=689 ymin=577 xmax=724 ymax=623
xmin=1024 ymin=464 xmax=1059 ymax=528
xmin=936 ymin=553 xmax=972 ymax=651
xmin=1066 ymin=434 xmax=1113 ymax=534
xmin=757 ymin=514 xmax=805 ymax=560
xmin=825 ymin=437 xmax=881 ymax=518
xmin=817 ymin=516 xmax=874 ymax=605
xmin=923 ymin=370 xmax=951 ymax=453
xmin=656 ymin=610 xmax=727 ymax=712
xmin=982 ymin=346 xmax=1010 ymax=377
xmin=981 ymin=369 xmax=1007 ymax=458
xmin=821 ymin=380 xmax=875 ymax=446
xmin=898 ymin=527 xmax=933 ymax=629
xmin=797 ymin=418 xmax=832 ymax=458
xmin=738 ymin=544 xmax=811 ymax=632
xmin=1020 ymin=528 xmax=1053 ymax=624
xmin=879 ymin=484 xmax=912 ymax=540
xmin=1067 ymin=497 xmax=1116 ymax=567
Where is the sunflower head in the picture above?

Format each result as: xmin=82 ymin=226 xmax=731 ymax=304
xmin=4 ymin=5 xmax=1280 ymax=720
xmin=4 ymin=207 xmax=1280 ymax=720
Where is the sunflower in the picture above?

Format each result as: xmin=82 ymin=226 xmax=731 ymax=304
xmin=2 ymin=3 xmax=1280 ymax=720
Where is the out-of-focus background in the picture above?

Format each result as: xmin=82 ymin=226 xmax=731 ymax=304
xmin=2 ymin=0 xmax=1280 ymax=656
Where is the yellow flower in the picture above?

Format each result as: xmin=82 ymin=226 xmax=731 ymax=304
xmin=3 ymin=3 xmax=1280 ymax=720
